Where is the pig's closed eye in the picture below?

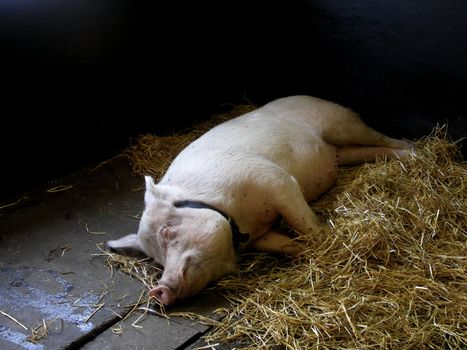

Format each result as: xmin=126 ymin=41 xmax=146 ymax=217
xmin=181 ymin=255 xmax=201 ymax=276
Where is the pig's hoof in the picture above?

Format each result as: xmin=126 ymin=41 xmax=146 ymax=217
xmin=282 ymin=243 xmax=306 ymax=256
xmin=104 ymin=241 xmax=128 ymax=253
xmin=104 ymin=241 xmax=117 ymax=252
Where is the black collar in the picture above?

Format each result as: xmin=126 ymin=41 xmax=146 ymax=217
xmin=173 ymin=200 xmax=250 ymax=253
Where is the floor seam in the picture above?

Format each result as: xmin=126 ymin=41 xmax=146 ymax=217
xmin=64 ymin=309 xmax=133 ymax=349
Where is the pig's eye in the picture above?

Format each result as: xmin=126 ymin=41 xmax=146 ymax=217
xmin=181 ymin=255 xmax=201 ymax=277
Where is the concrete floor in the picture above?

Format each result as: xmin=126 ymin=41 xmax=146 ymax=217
xmin=0 ymin=157 xmax=232 ymax=350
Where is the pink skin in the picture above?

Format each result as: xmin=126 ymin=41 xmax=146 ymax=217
xmin=149 ymin=285 xmax=174 ymax=306
xmin=107 ymin=96 xmax=414 ymax=306
xmin=108 ymin=221 xmax=235 ymax=306
xmin=107 ymin=179 xmax=237 ymax=306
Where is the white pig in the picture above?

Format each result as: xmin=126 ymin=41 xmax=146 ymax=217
xmin=107 ymin=95 xmax=411 ymax=305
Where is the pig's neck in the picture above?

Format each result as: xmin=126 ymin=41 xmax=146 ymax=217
xmin=157 ymin=181 xmax=250 ymax=252
xmin=173 ymin=200 xmax=250 ymax=253
xmin=157 ymin=179 xmax=226 ymax=207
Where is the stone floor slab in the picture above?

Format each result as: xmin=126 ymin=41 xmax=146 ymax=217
xmin=81 ymin=312 xmax=199 ymax=350
xmin=0 ymin=158 xmax=232 ymax=349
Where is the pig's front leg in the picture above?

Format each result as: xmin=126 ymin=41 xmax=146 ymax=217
xmin=250 ymin=230 xmax=305 ymax=256
xmin=272 ymin=174 xmax=328 ymax=236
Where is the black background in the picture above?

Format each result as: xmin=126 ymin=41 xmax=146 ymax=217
xmin=1 ymin=0 xmax=466 ymax=198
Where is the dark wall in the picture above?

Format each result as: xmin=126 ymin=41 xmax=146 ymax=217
xmin=298 ymin=0 xmax=467 ymax=140
xmin=1 ymin=0 xmax=466 ymax=198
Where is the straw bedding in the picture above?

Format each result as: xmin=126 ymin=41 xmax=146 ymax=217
xmin=116 ymin=107 xmax=466 ymax=349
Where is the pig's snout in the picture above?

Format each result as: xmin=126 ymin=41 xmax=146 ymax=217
xmin=149 ymin=285 xmax=176 ymax=306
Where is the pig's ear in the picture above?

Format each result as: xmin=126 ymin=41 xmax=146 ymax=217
xmin=144 ymin=175 xmax=157 ymax=204
xmin=106 ymin=234 xmax=143 ymax=252
xmin=145 ymin=175 xmax=156 ymax=191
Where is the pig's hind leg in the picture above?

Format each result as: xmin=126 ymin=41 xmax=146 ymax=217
xmin=336 ymin=145 xmax=412 ymax=165
xmin=320 ymin=111 xmax=414 ymax=164
xmin=321 ymin=110 xmax=412 ymax=150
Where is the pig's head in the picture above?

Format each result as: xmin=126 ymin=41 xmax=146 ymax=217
xmin=107 ymin=176 xmax=237 ymax=306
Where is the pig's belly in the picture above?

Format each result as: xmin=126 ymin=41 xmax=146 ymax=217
xmin=272 ymin=137 xmax=338 ymax=202
xmin=299 ymin=148 xmax=337 ymax=202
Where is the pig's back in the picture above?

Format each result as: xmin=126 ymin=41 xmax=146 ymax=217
xmin=190 ymin=95 xmax=346 ymax=152
xmin=161 ymin=96 xmax=336 ymax=198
